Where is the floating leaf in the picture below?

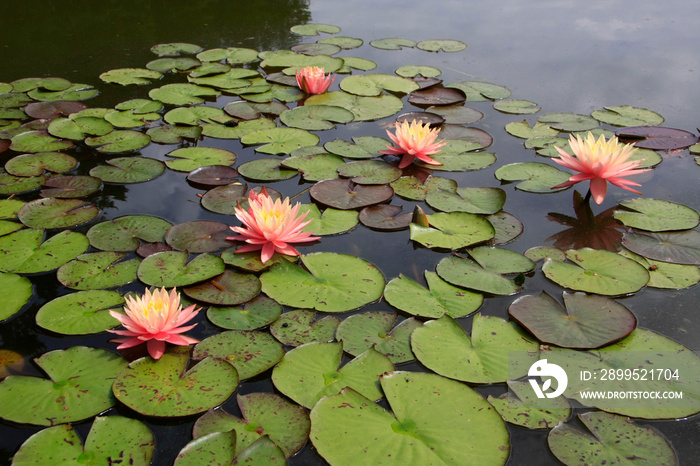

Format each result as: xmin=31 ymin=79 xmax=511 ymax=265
xmin=396 ymin=111 xmax=445 ymax=127
xmin=39 ymin=175 xmax=101 ymax=198
xmin=591 ymin=105 xmax=664 ymax=127
xmin=23 ymin=101 xmax=87 ymax=120
xmin=340 ymin=74 xmax=419 ymax=96
xmin=85 ymin=130 xmax=150 ymax=153
xmin=411 ymin=314 xmax=538 ymax=383
xmin=207 ymin=296 xmax=282 ymax=331
xmin=493 ymin=99 xmax=541 ymax=114
xmin=410 ymin=212 xmax=495 ymax=250
xmin=291 ymin=42 xmax=341 ymax=56
xmin=494 ymin=162 xmax=571 ymax=193
xmin=187 ymin=165 xmax=239 ymax=187
xmin=613 ymin=198 xmax=699 ymax=231
xmin=164 ymin=221 xmax=231 ymax=253
xmin=150 ymin=42 xmax=202 ymax=57
xmin=617 ymin=125 xmax=699 ymax=150
xmin=5 ymin=151 xmax=77 ymax=176
xmin=309 ymin=178 xmax=393 ymax=210
xmin=619 ymin=249 xmax=700 ymax=289
xmin=193 ymin=330 xmax=283 ymax=380
xmin=418 ymin=151 xmax=496 ymax=171
xmin=390 ymin=175 xmax=457 ymax=201
xmin=201 ymin=117 xmax=276 ymax=140
xmin=542 ymin=248 xmax=650 ymax=295
xmin=336 ymin=311 xmax=421 ymax=363
xmin=35 ymin=290 xmax=123 ymax=334
xmin=48 ymin=116 xmax=113 ymax=139
xmin=0 ymin=273 xmax=32 ymax=321
xmin=395 ymin=65 xmax=441 ymax=78
xmin=104 ymin=109 xmax=160 ymax=128
xmin=237 ymin=158 xmax=298 ymax=181
xmin=164 ymin=107 xmax=230 ymax=126
xmin=304 ymin=91 xmax=403 ymax=121
xmin=113 ymin=349 xmax=237 ymax=417
xmin=279 ymin=105 xmax=354 ymax=130
xmin=290 ymin=23 xmax=341 ymax=36
xmin=338 ymin=160 xmax=402 ymax=185
xmin=10 ymin=130 xmax=74 ymax=153
xmin=147 ymin=57 xmax=201 ymax=73
xmin=241 ymin=127 xmax=319 ymax=154
xmin=299 ymin=204 xmax=359 ymax=235
xmin=99 ymin=68 xmax=163 ymax=85
xmin=146 ymin=125 xmax=202 ymax=144
xmin=446 ymin=81 xmax=511 ymax=101
xmin=369 ymin=37 xmax=416 ymax=50
xmin=87 ymin=215 xmax=172 ymax=251
xmin=538 ymin=112 xmax=599 ymax=132
xmin=0 ymin=172 xmax=45 ymax=195
xmin=89 ymin=156 xmax=165 ymax=183
xmin=621 ymin=230 xmax=700 ymax=265
xmin=324 ymin=135 xmax=390 ymax=159
xmin=0 ymin=229 xmax=88 ymax=273
xmin=148 ymin=83 xmax=220 ymax=106
xmin=196 ymin=47 xmax=259 ymax=64
xmin=358 ymin=205 xmax=412 ymax=230
xmin=488 ymin=211 xmax=524 ymax=245
xmin=317 ymin=36 xmax=363 ymax=49
xmin=0 ymin=346 xmax=126 ymax=425
xmin=340 ymin=56 xmax=377 ymax=71
xmin=260 ymin=252 xmax=385 ymax=312
xmin=270 ymin=309 xmax=340 ymax=346
xmin=505 ymin=120 xmax=559 ymax=139
xmin=488 ymin=380 xmax=571 ymax=430
xmin=165 ymin=147 xmax=236 ymax=172
xmin=416 ymin=39 xmax=467 ymax=52
xmin=426 ymin=187 xmax=506 ymax=214
xmin=18 ymin=198 xmax=98 ymax=229
xmin=56 ymin=252 xmax=139 ymax=290
xmin=28 ymin=83 xmax=98 ymax=102
xmin=183 ymin=269 xmax=260 ymax=306
xmin=408 ymin=87 xmax=466 ymax=106
xmin=272 ymin=343 xmax=393 ymax=408
xmin=281 ymin=152 xmax=344 ymax=181
xmin=115 ymin=99 xmax=163 ymax=114
xmin=137 ymin=251 xmax=225 ymax=287
xmin=260 ymin=51 xmax=343 ymax=74
xmin=188 ymin=69 xmax=260 ymax=89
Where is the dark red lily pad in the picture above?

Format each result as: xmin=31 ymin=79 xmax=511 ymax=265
xmin=358 ymin=205 xmax=412 ymax=230
xmin=622 ymin=230 xmax=700 ymax=265
xmin=439 ymin=125 xmax=493 ymax=149
xmin=412 ymin=76 xmax=442 ymax=89
xmin=0 ymin=139 xmax=9 ymax=154
xmin=616 ymin=126 xmax=699 ymax=150
xmin=187 ymin=165 xmax=240 ymax=187
xmin=39 ymin=176 xmax=102 ymax=199
xmin=408 ymin=87 xmax=466 ymax=106
xmin=136 ymin=242 xmax=173 ymax=258
xmin=183 ymin=269 xmax=261 ymax=305
xmin=309 ymin=179 xmax=394 ymax=210
xmin=24 ymin=101 xmax=88 ymax=120
xmin=165 ymin=221 xmax=232 ymax=253
xmin=396 ymin=112 xmax=445 ymax=127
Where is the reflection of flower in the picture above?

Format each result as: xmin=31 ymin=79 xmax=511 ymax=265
xmin=295 ymin=66 xmax=335 ymax=94
xmin=546 ymin=191 xmax=626 ymax=252
xmin=552 ymin=132 xmax=649 ymax=204
xmin=380 ymin=119 xmax=447 ymax=169
xmin=108 ymin=288 xmax=200 ymax=360
xmin=228 ymin=188 xmax=320 ymax=263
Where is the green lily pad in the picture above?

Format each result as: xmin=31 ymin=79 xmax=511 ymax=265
xmin=426 ymin=187 xmax=506 ymax=214
xmin=146 ymin=125 xmax=202 ymax=144
xmin=207 ymin=296 xmax=282 ymax=331
xmin=338 ymin=160 xmax=402 ymax=185
xmin=5 ymin=151 xmax=77 ymax=176
xmin=317 ymin=36 xmax=363 ymax=49
xmin=35 ymin=290 xmax=123 ymax=334
xmin=270 ymin=309 xmax=340 ymax=346
xmin=56 ymin=252 xmax=139 ymax=290
xmin=237 ymin=158 xmax=298 ymax=181
xmin=272 ymin=343 xmax=393 ymax=409
xmin=525 ymin=246 xmax=568 ymax=263
xmin=369 ymin=37 xmax=417 ymax=50
xmin=542 ymin=248 xmax=650 ymax=295
xmin=0 ymin=346 xmax=126 ymax=426
xmin=86 ymin=215 xmax=172 ymax=251
xmin=196 ymin=47 xmax=259 ymax=64
xmin=188 ymin=69 xmax=261 ymax=90
xmin=89 ymin=156 xmax=165 ymax=183
xmin=0 ymin=229 xmax=88 ymax=273
xmin=137 ymin=251 xmax=225 ymax=287
xmin=505 ymin=120 xmax=559 ymax=139
xmin=260 ymin=252 xmax=385 ymax=312
xmin=290 ymin=23 xmax=341 ymax=36
xmin=435 ymin=247 xmax=535 ymax=295
xmin=621 ymin=230 xmax=700 ymax=265
xmin=10 ymin=130 xmax=74 ymax=153
xmin=113 ymin=349 xmax=238 ymax=417
xmin=409 ymin=212 xmax=495 ymax=250
xmin=0 ymin=172 xmax=45 ymax=194
xmin=165 ymin=147 xmax=236 ymax=172
xmin=591 ymin=105 xmax=664 ymax=127
xmin=115 ymin=98 xmax=162 ymax=114
xmin=164 ymin=106 xmax=229 ymax=126
xmin=299 ymin=204 xmax=359 ymax=235
xmin=85 ymin=130 xmax=151 ymax=153
xmin=193 ymin=330 xmax=283 ymax=380
xmin=147 ymin=57 xmax=201 ymax=73
xmin=309 ymin=178 xmax=393 ymax=210
xmin=390 ymin=175 xmax=457 ymax=201
xmin=446 ymin=81 xmax=511 ymax=101
xmin=104 ymin=109 xmax=160 ymax=128
xmin=164 ymin=221 xmax=231 ymax=253
xmin=538 ymin=112 xmax=599 ymax=132
xmin=310 ymin=371 xmax=509 ymax=465
xmin=324 ymin=135 xmax=390 ymax=159
xmin=291 ymin=42 xmax=342 ymax=56
xmin=0 ymin=272 xmax=32 ymax=321
xmin=340 ymin=74 xmax=419 ymax=96
xmin=48 ymin=116 xmax=114 ymax=139
xmin=619 ymin=249 xmax=700 ymax=289
xmin=201 ymin=117 xmax=277 ymax=140
xmin=148 ymin=84 xmax=220 ymax=106
xmin=358 ymin=205 xmax=412 ymax=230
xmin=509 ymin=291 xmax=637 ymax=349
xmin=18 ymin=198 xmax=98 ymax=229
xmin=150 ymin=42 xmax=202 ymax=56
xmin=259 ymin=50 xmax=343 ymax=74
xmin=493 ymin=99 xmax=541 ymax=114
xmin=39 ymin=175 xmax=102 ymax=198
xmin=613 ymin=198 xmax=699 ymax=232
xmin=336 ymin=311 xmax=422 ymax=363
xmin=548 ymin=411 xmax=677 ymax=466
xmin=241 ymin=127 xmax=319 ymax=154
xmin=200 ymin=183 xmax=248 ymax=215
xmin=338 ymin=56 xmax=377 ymax=71
xmin=487 ymin=380 xmax=571 ymax=429
xmin=281 ymin=152 xmax=344 ymax=181
xmin=495 ymin=162 xmax=571 ymax=193
xmin=395 ymin=65 xmax=441 ymax=78
xmin=279 ymin=105 xmax=354 ymax=130
xmin=12 ymin=416 xmax=155 ymax=465
xmin=416 ymin=39 xmax=467 ymax=52
xmin=304 ymin=91 xmax=404 ymax=121
xmin=427 ymin=104 xmax=484 ymax=124
xmin=488 ymin=211 xmax=524 ymax=245
xmin=183 ymin=269 xmax=260 ymax=305
xmin=418 ymin=150 xmax=497 ymax=171
xmin=411 ymin=314 xmax=538 ymax=383
xmin=100 ymin=67 xmax=163 ymax=85
xmin=384 ymin=271 xmax=483 ymax=318
xmin=28 ymin=83 xmax=98 ymax=102
xmin=0 ymin=220 xmax=23 ymax=237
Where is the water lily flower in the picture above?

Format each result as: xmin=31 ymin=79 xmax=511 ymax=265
xmin=228 ymin=188 xmax=320 ymax=263
xmin=552 ymin=132 xmax=650 ymax=204
xmin=379 ymin=119 xmax=447 ymax=169
xmin=296 ymin=66 xmax=335 ymax=94
xmin=107 ymin=287 xmax=200 ymax=360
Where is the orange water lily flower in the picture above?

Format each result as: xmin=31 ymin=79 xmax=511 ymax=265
xmin=296 ymin=66 xmax=335 ymax=94
xmin=228 ymin=188 xmax=320 ymax=263
xmin=107 ymin=287 xmax=200 ymax=360
xmin=552 ymin=132 xmax=650 ymax=204
xmin=379 ymin=119 xmax=447 ymax=169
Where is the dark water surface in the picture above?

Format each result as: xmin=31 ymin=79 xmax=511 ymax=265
xmin=1 ymin=0 xmax=699 ymax=464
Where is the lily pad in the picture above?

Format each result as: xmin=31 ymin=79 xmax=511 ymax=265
xmin=28 ymin=83 xmax=98 ymax=102
xmin=241 ymin=127 xmax=319 ymax=154
xmin=542 ymin=248 xmax=650 ymax=295
xmin=193 ymin=330 xmax=283 ymax=380
xmin=150 ymin=42 xmax=202 ymax=57
xmin=104 ymin=109 xmax=160 ymax=128
xmin=621 ymin=230 xmax=700 ymax=265
xmin=304 ymin=91 xmax=404 ymax=121
xmin=338 ymin=160 xmax=402 ymax=185
xmin=291 ymin=42 xmax=342 ymax=56
xmin=147 ymin=57 xmax=201 ymax=73
xmin=147 ymin=124 xmax=202 ymax=144
xmin=619 ymin=248 xmax=700 ymax=289
xmin=613 ymin=198 xmax=699 ymax=232
xmin=339 ymin=56 xmax=377 ymax=71
xmin=260 ymin=252 xmax=385 ymax=312
xmin=591 ymin=105 xmax=664 ymax=127
xmin=164 ymin=221 xmax=231 ymax=253
xmin=505 ymin=120 xmax=559 ymax=139
xmin=299 ymin=204 xmax=359 ymax=235
xmin=39 ymin=175 xmax=102 ymax=198
xmin=18 ymin=198 xmax=98 ymax=229
xmin=56 ymin=252 xmax=139 ymax=290
xmin=237 ymin=158 xmax=298 ymax=181
xmin=487 ymin=211 xmax=524 ymax=245
xmin=446 ymin=81 xmax=511 ymax=101
xmin=493 ymin=99 xmax=541 ymax=114
xmin=281 ymin=152 xmax=344 ymax=181
xmin=48 ymin=116 xmax=114 ymax=139
xmin=340 ymin=74 xmax=419 ymax=96
xmin=411 ymin=314 xmax=538 ymax=383
xmin=617 ymin=125 xmax=699 ymax=150
xmin=494 ymin=162 xmax=572 ymax=193
xmin=384 ymin=271 xmax=483 ymax=318
xmin=336 ymin=311 xmax=421 ymax=363
xmin=188 ymin=69 xmax=261 ymax=90
xmin=538 ymin=112 xmax=599 ymax=132
xmin=196 ymin=47 xmax=259 ymax=64
xmin=183 ymin=269 xmax=261 ymax=305
xmin=165 ymin=147 xmax=236 ymax=172
xmin=0 ymin=229 xmax=88 ymax=273
xmin=317 ymin=36 xmax=364 ymax=49
xmin=0 ymin=346 xmax=126 ymax=426
xmin=0 ymin=172 xmax=42 ymax=194
xmin=35 ymin=290 xmax=123 ymax=334
xmin=270 ymin=309 xmax=340 ymax=346
xmin=89 ymin=156 xmax=165 ymax=183
xmin=201 ymin=117 xmax=277 ymax=139
xmin=390 ymin=175 xmax=457 ymax=201
xmin=408 ymin=87 xmax=466 ymax=106
xmin=100 ymin=67 xmax=163 ymax=86
xmin=369 ymin=37 xmax=417 ymax=50
xmin=409 ymin=212 xmax=495 ymax=250
xmin=0 ymin=273 xmax=32 ymax=321
xmin=324 ymin=135 xmax=390 ymax=159
xmin=290 ymin=23 xmax=341 ymax=36
xmin=85 ymin=130 xmax=151 ymax=153
xmin=186 ymin=165 xmax=239 ymax=187
xmin=24 ymin=101 xmax=87 ymax=120
xmin=396 ymin=111 xmax=445 ymax=127
xmin=358 ymin=204 xmax=412 ymax=230
xmin=207 ymin=295 xmax=282 ymax=331
xmin=86 ymin=215 xmax=172 ymax=251
xmin=310 ymin=178 xmax=393 ymax=210
xmin=137 ymin=251 xmax=225 ymax=287
xmin=418 ymin=151 xmax=496 ymax=171
xmin=509 ymin=291 xmax=637 ymax=349
xmin=5 ymin=151 xmax=77 ymax=176
xmin=487 ymin=380 xmax=571 ymax=430
xmin=426 ymin=187 xmax=506 ymax=214
xmin=279 ymin=105 xmax=354 ymax=130
xmin=148 ymin=84 xmax=220 ymax=106
xmin=10 ymin=130 xmax=74 ymax=153
xmin=310 ymin=371 xmax=509 ymax=465
xmin=416 ymin=39 xmax=467 ymax=52
xmin=272 ymin=343 xmax=393 ymax=408
xmin=113 ymin=349 xmax=238 ymax=417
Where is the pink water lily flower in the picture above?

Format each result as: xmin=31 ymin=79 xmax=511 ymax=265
xmin=228 ymin=188 xmax=320 ymax=263
xmin=296 ymin=66 xmax=335 ymax=94
xmin=552 ymin=132 xmax=650 ymax=204
xmin=107 ymin=287 xmax=200 ymax=360
xmin=379 ymin=119 xmax=447 ymax=169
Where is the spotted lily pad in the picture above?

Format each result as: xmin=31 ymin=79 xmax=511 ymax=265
xmin=272 ymin=343 xmax=393 ymax=409
xmin=613 ymin=198 xmax=699 ymax=232
xmin=85 ymin=130 xmax=151 ymax=153
xmin=411 ymin=314 xmax=539 ymax=383
xmin=0 ymin=172 xmax=43 ymax=194
xmin=18 ymin=198 xmax=98 ymax=229
xmin=5 ymin=151 xmax=77 ymax=176
xmin=137 ymin=251 xmax=225 ymax=287
xmin=56 ymin=252 xmax=139 ymax=290
xmin=48 ymin=116 xmax=114 ymax=139
xmin=86 ymin=215 xmax=172 ymax=251
xmin=390 ymin=175 xmax=457 ymax=201
xmin=299 ymin=204 xmax=359 ymax=235
xmin=446 ymin=81 xmax=511 ymax=101
xmin=0 ymin=229 xmax=88 ymax=273
xmin=146 ymin=125 xmax=202 ymax=144
xmin=426 ymin=187 xmax=506 ymax=214
xmin=104 ymin=109 xmax=160 ymax=128
xmin=409 ymin=212 xmax=495 ymax=250
xmin=495 ymin=162 xmax=571 ymax=193
xmin=112 ymin=349 xmax=238 ymax=417
xmin=487 ymin=380 xmax=571 ymax=430
xmin=270 ymin=309 xmax=340 ymax=346
xmin=89 ymin=156 xmax=165 ymax=183
xmin=309 ymin=179 xmax=393 ymax=210
xmin=542 ymin=248 xmax=650 ymax=295
xmin=207 ymin=296 xmax=282 ymax=331
xmin=193 ymin=330 xmax=283 ymax=380
xmin=281 ymin=152 xmax=344 ymax=181
xmin=183 ymin=269 xmax=260 ymax=305
xmin=336 ymin=311 xmax=421 ymax=363
xmin=591 ymin=105 xmax=664 ymax=127
xmin=310 ymin=371 xmax=509 ymax=465
xmin=384 ymin=271 xmax=483 ymax=318
xmin=0 ymin=273 xmax=32 ymax=321
xmin=509 ymin=291 xmax=637 ymax=349
xmin=150 ymin=42 xmax=202 ymax=57
xmin=10 ymin=130 xmax=74 ymax=153
xmin=304 ymin=91 xmax=404 ymax=121
xmin=0 ymin=346 xmax=126 ymax=426
xmin=408 ymin=87 xmax=466 ymax=106
xmin=619 ymin=249 xmax=700 ymax=289
xmin=35 ymin=290 xmax=123 ymax=334
xmin=621 ymin=230 xmax=700 ymax=265
xmin=260 ymin=252 xmax=385 ymax=312
xmin=165 ymin=147 xmax=236 ymax=172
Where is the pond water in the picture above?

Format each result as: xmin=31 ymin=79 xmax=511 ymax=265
xmin=1 ymin=0 xmax=699 ymax=464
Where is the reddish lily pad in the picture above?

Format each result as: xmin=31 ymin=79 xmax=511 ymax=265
xmin=616 ymin=126 xmax=699 ymax=150
xmin=310 ymin=178 xmax=394 ymax=210
xmin=408 ymin=87 xmax=466 ymax=106
xmin=186 ymin=165 xmax=239 ymax=186
xmin=39 ymin=175 xmax=101 ymax=198
xmin=24 ymin=101 xmax=88 ymax=120
xmin=622 ymin=230 xmax=700 ymax=265
xmin=165 ymin=221 xmax=232 ymax=253
xmin=270 ymin=309 xmax=340 ymax=347
xmin=396 ymin=111 xmax=445 ymax=127
xmin=183 ymin=269 xmax=261 ymax=306
xmin=18 ymin=198 xmax=98 ymax=229
xmin=358 ymin=205 xmax=412 ymax=230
